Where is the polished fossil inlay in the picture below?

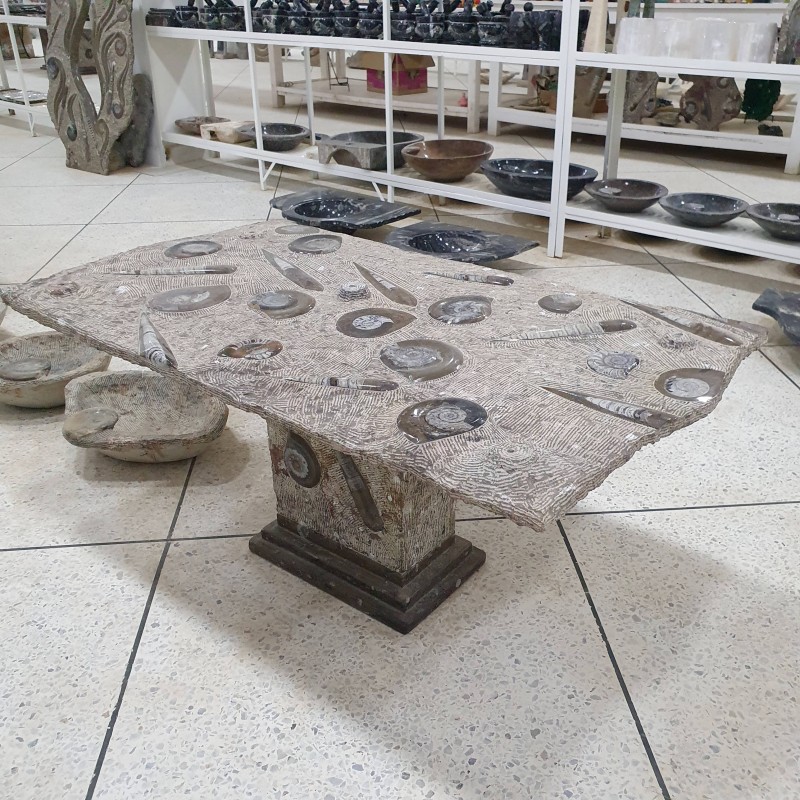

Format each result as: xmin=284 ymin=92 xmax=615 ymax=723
xmin=275 ymin=224 xmax=320 ymax=235
xmin=263 ymin=249 xmax=325 ymax=291
xmin=114 ymin=264 xmax=237 ymax=276
xmin=538 ymin=293 xmax=583 ymax=314
xmin=148 ymin=285 xmax=231 ymax=313
xmin=288 ymin=234 xmax=342 ymax=255
xmin=544 ymin=387 xmax=676 ymax=429
xmin=139 ymin=311 xmax=177 ymax=368
xmin=429 ymin=295 xmax=492 ymax=325
xmin=164 ymin=240 xmax=222 ymax=259
xmin=249 ymin=291 xmax=315 ymax=319
xmin=655 ymin=367 xmax=724 ymax=402
xmin=338 ymin=282 xmax=370 ymax=302
xmin=336 ymin=452 xmax=385 ymax=532
xmin=0 ymin=357 xmax=51 ymax=381
xmin=283 ymin=433 xmax=321 ymax=488
xmin=424 ymin=270 xmax=514 ymax=286
xmin=623 ymin=301 xmax=741 ymax=347
xmin=380 ymin=339 xmax=463 ymax=382
xmin=218 ymin=339 xmax=283 ymax=360
xmin=63 ymin=407 xmax=119 ymax=438
xmin=397 ymin=397 xmax=488 ymax=444
xmin=497 ymin=319 xmax=636 ymax=341
xmin=355 ymin=263 xmax=417 ymax=307
xmin=336 ymin=307 xmax=415 ymax=338
xmin=283 ymin=374 xmax=398 ymax=391
xmin=586 ymin=351 xmax=640 ymax=379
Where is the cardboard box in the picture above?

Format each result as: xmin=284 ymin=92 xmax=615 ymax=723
xmin=349 ymin=52 xmax=434 ymax=96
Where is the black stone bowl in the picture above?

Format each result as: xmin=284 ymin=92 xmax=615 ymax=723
xmin=659 ymin=193 xmax=749 ymax=228
xmin=447 ymin=15 xmax=479 ymax=45
xmin=236 ymin=123 xmax=311 ymax=151
xmin=747 ymin=203 xmax=800 ymax=241
xmin=481 ymin=159 xmax=598 ymax=201
xmin=358 ymin=12 xmax=383 ymax=38
xmin=585 ymin=179 xmax=669 ymax=213
xmin=477 ymin=17 xmax=510 ymax=47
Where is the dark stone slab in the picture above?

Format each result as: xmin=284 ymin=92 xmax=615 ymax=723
xmin=753 ymin=288 xmax=800 ymax=344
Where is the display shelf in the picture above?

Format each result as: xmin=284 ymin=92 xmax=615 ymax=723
xmin=566 ymin=196 xmax=800 ymax=265
xmin=0 ymin=97 xmax=49 ymax=115
xmin=275 ymin=77 xmax=484 ymax=121
xmin=162 ymin=129 xmax=553 ymax=217
xmin=0 ymin=13 xmax=46 ymax=27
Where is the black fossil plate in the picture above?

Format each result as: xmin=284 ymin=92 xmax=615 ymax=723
xmin=385 ymin=221 xmax=538 ymax=265
xmin=270 ymin=189 xmax=420 ymax=234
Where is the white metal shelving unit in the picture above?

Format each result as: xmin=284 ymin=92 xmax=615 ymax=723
xmin=0 ymin=5 xmax=50 ymax=133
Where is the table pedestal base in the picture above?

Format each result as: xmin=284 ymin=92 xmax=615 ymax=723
xmin=250 ymin=521 xmax=485 ymax=634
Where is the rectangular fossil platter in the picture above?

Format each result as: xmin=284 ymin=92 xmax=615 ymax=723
xmin=1 ymin=220 xmax=766 ymax=530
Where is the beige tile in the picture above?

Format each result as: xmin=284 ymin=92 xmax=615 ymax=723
xmin=0 ymin=225 xmax=83 ymax=284
xmin=762 ymin=346 xmax=800 ymax=387
xmin=0 ymin=307 xmax=54 ymax=340
xmin=0 ymin=157 xmax=19 ymax=171
xmin=620 ymin=169 xmax=759 ymax=203
xmin=564 ymin=505 xmax=800 ymax=799
xmin=93 ymin=182 xmax=274 ymax=224
xmin=0 ymin=157 xmax=138 ymax=187
xmin=134 ymin=158 xmax=261 ymax=185
xmin=35 ymin=220 xmax=262 ymax=279
xmin=24 ymin=137 xmax=71 ymax=158
xmin=173 ymin=408 xmax=276 ymax=539
xmin=573 ymin=352 xmax=800 ymax=513
xmin=0 ymin=543 xmax=163 ymax=800
xmin=0 ymin=131 xmax=57 ymax=158
xmin=91 ymin=522 xmax=664 ymax=799
xmin=2 ymin=185 xmax=126 ymax=225
xmin=680 ymin=160 xmax=795 ymax=204
xmin=0 ymin=401 xmax=192 ymax=547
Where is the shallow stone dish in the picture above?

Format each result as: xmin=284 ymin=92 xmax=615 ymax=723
xmin=385 ymin=221 xmax=538 ymax=264
xmin=236 ymin=122 xmax=311 ymax=152
xmin=316 ymin=130 xmax=424 ymax=171
xmin=746 ymin=203 xmax=800 ymax=241
xmin=62 ymin=371 xmax=228 ymax=462
xmin=401 ymin=139 xmax=494 ymax=183
xmin=0 ymin=332 xmax=110 ymax=408
xmin=174 ymin=116 xmax=229 ymax=136
xmin=659 ymin=193 xmax=749 ymax=227
xmin=481 ymin=159 xmax=598 ymax=201
xmin=585 ymin=179 xmax=669 ymax=213
xmin=271 ymin=188 xmax=420 ymax=234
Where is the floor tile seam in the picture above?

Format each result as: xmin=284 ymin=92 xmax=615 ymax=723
xmin=24 ymin=223 xmax=90 ymax=282
xmin=211 ymin=62 xmax=251 ymax=97
xmin=0 ymin=153 xmax=25 ymax=171
xmin=523 ymin=260 xmax=669 ymax=271
xmin=555 ymin=519 xmax=672 ymax=800
xmin=759 ymin=348 xmax=800 ymax=392
xmin=648 ymin=254 xmax=727 ymax=317
xmin=690 ymin=165 xmax=760 ymax=204
xmin=565 ymin=498 xmax=800 ymax=517
xmin=83 ymin=457 xmax=196 ymax=800
xmin=0 ymin=532 xmax=262 ymax=554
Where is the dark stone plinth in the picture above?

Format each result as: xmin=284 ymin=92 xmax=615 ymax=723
xmin=250 ymin=522 xmax=485 ymax=634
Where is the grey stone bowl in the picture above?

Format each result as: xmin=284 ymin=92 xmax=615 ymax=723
xmin=747 ymin=203 xmax=800 ymax=241
xmin=585 ymin=179 xmax=669 ymax=213
xmin=316 ymin=130 xmax=424 ymax=171
xmin=236 ymin=122 xmax=311 ymax=152
xmin=659 ymin=193 xmax=748 ymax=228
xmin=481 ymin=159 xmax=598 ymax=201
xmin=0 ymin=332 xmax=110 ymax=408
xmin=62 ymin=371 xmax=228 ymax=462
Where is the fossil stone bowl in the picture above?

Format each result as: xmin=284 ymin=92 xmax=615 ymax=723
xmin=401 ymin=139 xmax=494 ymax=182
xmin=0 ymin=332 xmax=110 ymax=408
xmin=659 ymin=193 xmax=749 ymax=227
xmin=62 ymin=371 xmax=229 ymax=462
xmin=481 ymin=159 xmax=598 ymax=200
xmin=746 ymin=203 xmax=800 ymax=241
xmin=236 ymin=122 xmax=311 ymax=151
xmin=585 ymin=178 xmax=669 ymax=213
xmin=316 ymin=130 xmax=424 ymax=171
xmin=175 ymin=116 xmax=230 ymax=136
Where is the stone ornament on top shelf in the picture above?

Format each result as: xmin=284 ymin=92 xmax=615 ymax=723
xmin=680 ymin=75 xmax=742 ymax=132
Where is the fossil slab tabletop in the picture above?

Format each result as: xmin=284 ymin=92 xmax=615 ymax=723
xmin=1 ymin=220 xmax=765 ymax=530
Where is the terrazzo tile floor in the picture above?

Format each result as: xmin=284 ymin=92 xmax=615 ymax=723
xmin=1 ymin=54 xmax=800 ymax=800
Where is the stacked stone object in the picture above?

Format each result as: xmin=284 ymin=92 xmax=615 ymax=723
xmin=1 ymin=221 xmax=766 ymax=631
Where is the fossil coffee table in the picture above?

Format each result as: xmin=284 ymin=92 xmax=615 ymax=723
xmin=2 ymin=220 xmax=765 ymax=632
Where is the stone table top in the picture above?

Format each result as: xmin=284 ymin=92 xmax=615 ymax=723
xmin=2 ymin=220 xmax=766 ymax=530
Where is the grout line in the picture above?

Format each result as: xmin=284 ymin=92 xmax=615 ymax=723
xmin=455 ymin=515 xmax=505 ymax=522
xmin=759 ymin=348 xmax=800 ymax=392
xmin=83 ymin=458 xmax=195 ymax=800
xmin=24 ymin=224 xmax=89 ymax=282
xmin=566 ymin=498 xmax=800 ymax=517
xmin=556 ymin=520 xmax=672 ymax=800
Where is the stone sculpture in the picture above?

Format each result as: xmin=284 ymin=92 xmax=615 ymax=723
xmin=680 ymin=75 xmax=742 ymax=132
xmin=753 ymin=289 xmax=800 ymax=344
xmin=1 ymin=222 xmax=765 ymax=632
xmin=46 ymin=0 xmax=153 ymax=174
xmin=622 ymin=71 xmax=659 ymax=124
xmin=777 ymin=0 xmax=800 ymax=65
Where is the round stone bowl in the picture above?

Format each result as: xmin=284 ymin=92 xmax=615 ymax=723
xmin=481 ymin=159 xmax=598 ymax=201
xmin=0 ymin=332 xmax=110 ymax=409
xmin=659 ymin=193 xmax=748 ymax=227
xmin=175 ymin=116 xmax=229 ymax=135
xmin=236 ymin=122 xmax=311 ymax=151
xmin=62 ymin=371 xmax=229 ymax=462
xmin=747 ymin=203 xmax=800 ymax=241
xmin=401 ymin=139 xmax=494 ymax=183
xmin=585 ymin=179 xmax=669 ymax=213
